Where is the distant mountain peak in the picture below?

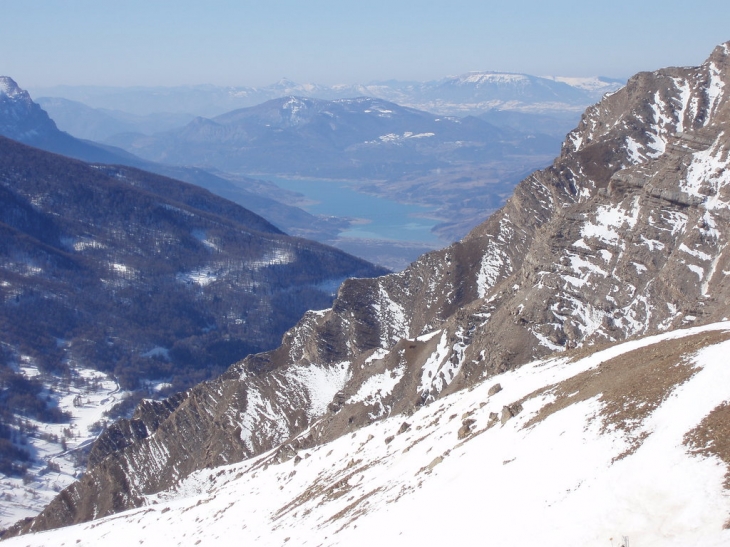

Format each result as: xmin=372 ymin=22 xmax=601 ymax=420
xmin=449 ymin=71 xmax=531 ymax=85
xmin=0 ymin=76 xmax=25 ymax=99
xmin=0 ymin=76 xmax=60 ymax=141
xmin=544 ymin=75 xmax=625 ymax=94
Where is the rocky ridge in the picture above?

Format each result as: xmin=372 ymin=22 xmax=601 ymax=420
xmin=11 ymin=41 xmax=730 ymax=535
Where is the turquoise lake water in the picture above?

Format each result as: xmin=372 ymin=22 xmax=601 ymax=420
xmin=265 ymin=177 xmax=440 ymax=244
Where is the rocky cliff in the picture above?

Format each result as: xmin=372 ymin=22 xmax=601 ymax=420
xmin=12 ymin=41 xmax=730 ymax=535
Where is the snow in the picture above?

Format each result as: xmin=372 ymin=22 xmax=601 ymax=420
xmin=372 ymin=285 xmax=408 ymax=346
xmin=286 ymin=362 xmax=351 ymax=418
xmin=417 ymin=331 xmax=450 ymax=395
xmin=581 ymin=200 xmax=640 ymax=247
xmin=71 ymin=239 xmax=106 ymax=252
xmin=141 ymin=346 xmax=170 ymax=359
xmin=570 ymin=132 xmax=584 ymax=152
xmin=682 ymin=132 xmax=730 ymax=208
xmin=679 ymin=243 xmax=712 ymax=262
xmin=476 ymin=218 xmax=514 ymax=298
xmin=705 ymin=62 xmax=726 ymax=124
xmin=0 ymin=77 xmax=22 ymax=99
xmin=371 ymin=132 xmax=435 ymax=144
xmin=0 ymin=366 xmax=129 ymax=528
xmin=11 ymin=322 xmax=730 ymax=547
xmin=672 ymin=77 xmax=692 ymax=133
xmin=237 ymin=385 xmax=290 ymax=453
xmin=640 ymin=235 xmax=665 ymax=251
xmin=455 ymin=72 xmax=528 ymax=85
xmin=415 ymin=329 xmax=440 ymax=342
xmin=249 ymin=248 xmax=295 ymax=269
xmin=348 ymin=364 xmax=405 ymax=406
xmin=662 ymin=210 xmax=688 ymax=236
xmin=702 ymin=245 xmax=726 ymax=296
xmin=176 ymin=267 xmax=218 ymax=286
xmin=547 ymin=76 xmax=624 ymax=94
xmin=625 ymin=136 xmax=644 ymax=164
xmin=687 ymin=263 xmax=705 ymax=280
xmin=191 ymin=229 xmax=219 ymax=251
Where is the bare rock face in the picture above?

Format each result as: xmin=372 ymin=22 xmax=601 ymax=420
xmin=12 ymin=42 xmax=730 ymax=536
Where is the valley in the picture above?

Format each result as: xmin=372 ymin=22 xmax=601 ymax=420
xmin=2 ymin=16 xmax=730 ymax=545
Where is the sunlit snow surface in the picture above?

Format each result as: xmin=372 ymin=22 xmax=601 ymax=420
xmin=8 ymin=322 xmax=730 ymax=546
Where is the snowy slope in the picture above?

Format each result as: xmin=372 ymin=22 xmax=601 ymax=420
xmin=7 ymin=322 xmax=730 ymax=546
xmin=0 ymin=366 xmax=128 ymax=528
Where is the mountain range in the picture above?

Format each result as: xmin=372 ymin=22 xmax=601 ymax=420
xmin=11 ymin=77 xmax=566 ymax=267
xmin=31 ymin=72 xmax=624 ymax=119
xmin=105 ymin=95 xmax=557 ymax=180
xmin=4 ymin=77 xmax=561 ymax=270
xmin=103 ymin=95 xmax=561 ymax=254
xmin=5 ymin=40 xmax=730 ymax=545
xmin=0 ymin=77 xmax=358 ymax=247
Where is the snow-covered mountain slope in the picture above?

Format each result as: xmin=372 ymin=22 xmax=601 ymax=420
xmin=10 ymin=41 xmax=730 ymax=537
xmin=0 ymin=367 xmax=128 ymax=528
xmin=6 ymin=322 xmax=730 ymax=546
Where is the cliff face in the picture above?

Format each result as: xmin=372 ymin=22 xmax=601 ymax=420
xmin=14 ymin=42 xmax=730 ymax=535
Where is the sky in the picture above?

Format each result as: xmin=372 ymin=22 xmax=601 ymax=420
xmin=2 ymin=0 xmax=730 ymax=88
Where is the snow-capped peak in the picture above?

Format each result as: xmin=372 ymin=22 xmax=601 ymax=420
xmin=0 ymin=76 xmax=24 ymax=99
xmin=545 ymin=75 xmax=625 ymax=94
xmin=448 ymin=71 xmax=530 ymax=85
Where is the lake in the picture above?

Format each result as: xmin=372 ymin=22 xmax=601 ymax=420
xmin=264 ymin=177 xmax=441 ymax=245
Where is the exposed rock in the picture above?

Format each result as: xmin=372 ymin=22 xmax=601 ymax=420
xmin=427 ymin=456 xmax=444 ymax=471
xmin=488 ymin=383 xmax=502 ymax=396
xmin=500 ymin=404 xmax=523 ymax=425
xmin=458 ymin=418 xmax=477 ymax=439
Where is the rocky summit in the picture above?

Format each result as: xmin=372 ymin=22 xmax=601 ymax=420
xmin=8 ymin=41 xmax=730 ymax=540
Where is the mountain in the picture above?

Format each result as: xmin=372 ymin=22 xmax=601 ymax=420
xmin=30 ymin=72 xmax=624 ymax=118
xmin=104 ymin=95 xmax=558 ymax=179
xmin=0 ymin=133 xmax=387 ymax=391
xmin=0 ymin=76 xmax=145 ymax=166
xmin=35 ymin=97 xmax=195 ymax=142
xmin=3 ymin=321 xmax=730 ymax=546
xmin=8 ymin=40 xmax=730 ymax=540
xmin=0 ymin=136 xmax=387 ymax=524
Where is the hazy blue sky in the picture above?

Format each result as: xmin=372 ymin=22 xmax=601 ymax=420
xmin=2 ymin=0 xmax=729 ymax=88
